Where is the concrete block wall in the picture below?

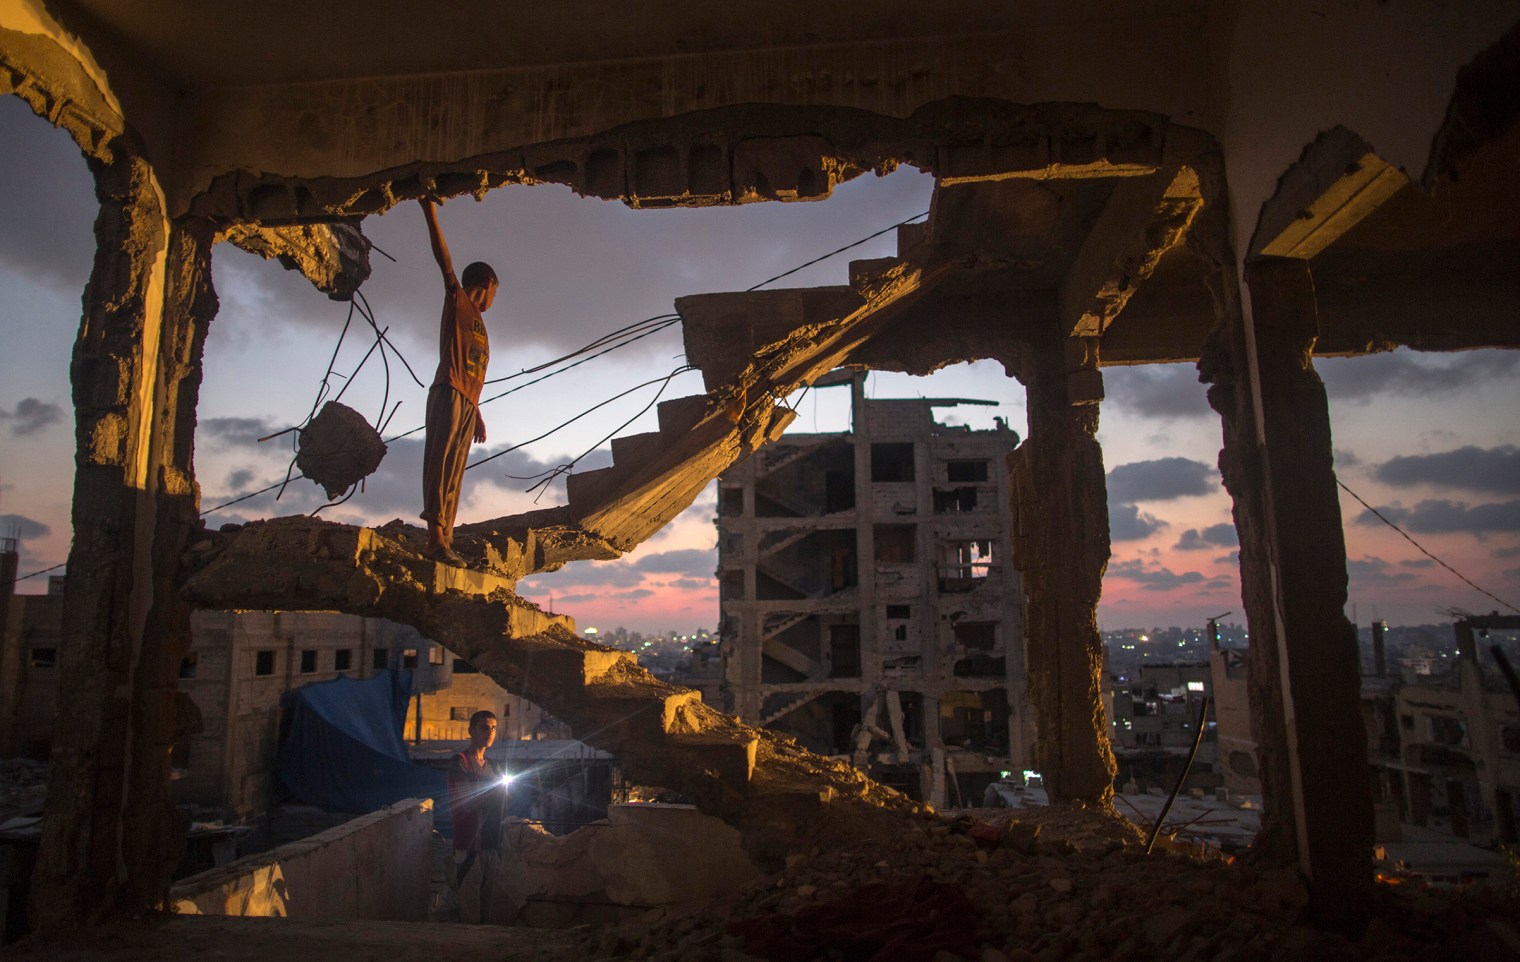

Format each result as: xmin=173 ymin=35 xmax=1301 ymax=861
xmin=169 ymin=798 xmax=433 ymax=920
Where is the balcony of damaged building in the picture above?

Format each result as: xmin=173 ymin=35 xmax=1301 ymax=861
xmin=3 ymin=3 xmax=1520 ymax=961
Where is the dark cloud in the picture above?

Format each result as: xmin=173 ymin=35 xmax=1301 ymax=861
xmin=1317 ymin=351 xmax=1520 ymax=404
xmin=611 ymin=588 xmax=655 ymax=602
xmin=521 ymin=560 xmax=647 ymax=590
xmin=633 ymin=548 xmax=715 ymax=577
xmin=199 ymin=416 xmax=287 ymax=446
xmin=1174 ymin=523 xmax=1237 ymax=551
xmin=1107 ymin=458 xmax=1216 ymax=503
xmin=1371 ymin=445 xmax=1520 ymax=496
xmin=1333 ymin=449 xmax=1361 ymax=468
xmin=0 ymin=99 xmax=97 ymax=294
xmin=1400 ymin=558 xmax=1436 ymax=569
xmin=1214 ymin=552 xmax=1239 ymax=566
xmin=1346 ymin=557 xmax=1419 ymax=586
xmin=0 ymin=513 xmax=50 ymax=541
xmin=1107 ymin=559 xmax=1207 ymax=591
xmin=1102 ymin=364 xmax=1211 ymax=420
xmin=0 ymin=397 xmax=64 ymax=436
xmin=225 ymin=468 xmax=257 ymax=491
xmin=1495 ymin=546 xmax=1520 ymax=559
xmin=669 ymin=577 xmax=714 ymax=590
xmin=1108 ymin=503 xmax=1167 ymax=542
xmin=1354 ymin=499 xmax=1520 ymax=534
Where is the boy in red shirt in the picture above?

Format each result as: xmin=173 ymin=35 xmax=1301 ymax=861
xmin=448 ymin=709 xmax=506 ymax=922
xmin=419 ymin=198 xmax=496 ymax=565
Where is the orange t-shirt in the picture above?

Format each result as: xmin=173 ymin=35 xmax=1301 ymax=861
xmin=433 ymin=287 xmax=490 ymax=404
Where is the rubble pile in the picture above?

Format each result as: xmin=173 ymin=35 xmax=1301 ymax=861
xmin=574 ymin=804 xmax=1520 ymax=962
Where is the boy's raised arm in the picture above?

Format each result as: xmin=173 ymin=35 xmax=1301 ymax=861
xmin=419 ymin=197 xmax=459 ymax=290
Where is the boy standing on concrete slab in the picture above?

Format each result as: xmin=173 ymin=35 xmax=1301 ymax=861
xmin=419 ymin=197 xmax=496 ymax=565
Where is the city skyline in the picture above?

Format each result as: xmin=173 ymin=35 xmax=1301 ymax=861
xmin=2 ymin=96 xmax=1518 ymax=633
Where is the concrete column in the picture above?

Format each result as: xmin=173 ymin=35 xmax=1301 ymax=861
xmin=1200 ymin=256 xmax=1372 ymax=923
xmin=1005 ymin=329 xmax=1115 ymax=804
xmin=31 ymin=150 xmax=218 ymax=927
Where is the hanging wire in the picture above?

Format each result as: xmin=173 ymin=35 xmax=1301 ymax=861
xmin=513 ymin=365 xmax=692 ymax=501
xmin=1337 ymin=479 xmax=1519 ymax=614
xmin=471 ymin=366 xmax=695 ymax=474
xmin=743 ymin=210 xmax=928 ymax=292
xmin=8 ymin=561 xmax=66 ymax=584
xmin=200 ymin=209 xmax=931 ymax=518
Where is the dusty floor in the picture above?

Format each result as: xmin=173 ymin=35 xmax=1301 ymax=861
xmin=9 ymin=803 xmax=1520 ymax=962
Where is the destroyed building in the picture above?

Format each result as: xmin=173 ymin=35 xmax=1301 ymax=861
xmin=1362 ymin=615 xmax=1520 ymax=847
xmin=717 ymin=379 xmax=1029 ymax=806
xmin=0 ymin=0 xmax=1518 ymax=949
xmin=1105 ymin=662 xmax=1218 ymax=795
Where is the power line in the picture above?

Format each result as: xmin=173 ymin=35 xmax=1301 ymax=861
xmin=199 ymin=209 xmax=930 ymax=517
xmin=1337 ymin=478 xmax=1518 ymax=615
xmin=8 ymin=561 xmax=66 ymax=584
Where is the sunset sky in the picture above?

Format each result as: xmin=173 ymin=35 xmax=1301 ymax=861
xmin=2 ymin=96 xmax=1517 ymax=634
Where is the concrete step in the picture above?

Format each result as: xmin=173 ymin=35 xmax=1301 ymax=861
xmin=578 ymin=677 xmax=703 ymax=748
xmin=668 ymin=731 xmax=759 ymax=787
xmin=655 ymin=394 xmax=711 ymax=435
xmin=563 ymin=465 xmax=617 ymax=511
xmin=608 ymin=430 xmax=665 ymax=473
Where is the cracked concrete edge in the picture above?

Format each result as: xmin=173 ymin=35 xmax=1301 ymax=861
xmin=218 ymin=221 xmax=373 ymax=300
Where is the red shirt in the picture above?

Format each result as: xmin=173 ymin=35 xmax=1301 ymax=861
xmin=433 ymin=287 xmax=490 ymax=404
xmin=448 ymin=750 xmax=504 ymax=852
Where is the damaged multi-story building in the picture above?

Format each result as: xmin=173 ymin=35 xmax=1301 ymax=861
xmin=1 ymin=0 xmax=1518 ymax=944
xmin=1362 ymin=615 xmax=1520 ymax=847
xmin=716 ymin=378 xmax=1029 ymax=806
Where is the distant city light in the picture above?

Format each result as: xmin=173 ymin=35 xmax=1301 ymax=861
xmin=583 ymin=627 xmax=598 ymax=635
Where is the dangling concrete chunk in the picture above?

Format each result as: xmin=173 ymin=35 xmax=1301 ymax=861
xmin=296 ymin=401 xmax=387 ymax=499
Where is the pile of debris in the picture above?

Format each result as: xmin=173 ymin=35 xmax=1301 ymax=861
xmin=571 ymin=803 xmax=1520 ymax=962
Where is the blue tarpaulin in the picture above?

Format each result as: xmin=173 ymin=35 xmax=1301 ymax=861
xmin=275 ymin=670 xmax=446 ymax=817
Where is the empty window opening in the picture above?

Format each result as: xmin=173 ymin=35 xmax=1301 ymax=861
xmin=402 ymin=648 xmax=419 ymax=669
xmin=939 ymin=540 xmax=993 ymax=592
xmin=722 ymin=569 xmax=747 ymax=600
xmin=953 ymin=653 xmax=1006 ymax=678
xmin=29 ymin=647 xmax=57 ymax=669
xmin=824 ymin=469 xmax=855 ymax=512
xmin=334 ymin=649 xmax=352 ymax=671
xmin=871 ymin=443 xmax=915 ymax=482
xmin=947 ymin=460 xmax=989 ymax=483
xmin=954 ymin=621 xmax=997 ymax=650
xmin=255 ymin=650 xmax=275 ymax=676
xmin=718 ymin=485 xmax=744 ymax=517
xmin=940 ymin=690 xmax=1008 ymax=750
xmin=453 ymin=657 xmax=479 ymax=674
xmin=875 ymin=524 xmax=916 ymax=563
xmin=933 ymin=487 xmax=978 ymax=513
xmin=829 ymin=625 xmax=861 ymax=679
xmin=179 ymin=652 xmax=199 ymax=679
xmin=299 ymin=649 xmax=317 ymax=674
xmin=428 ymin=646 xmax=446 ymax=666
xmin=450 ymin=706 xmax=478 ymax=722
xmin=373 ymin=649 xmax=389 ymax=670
